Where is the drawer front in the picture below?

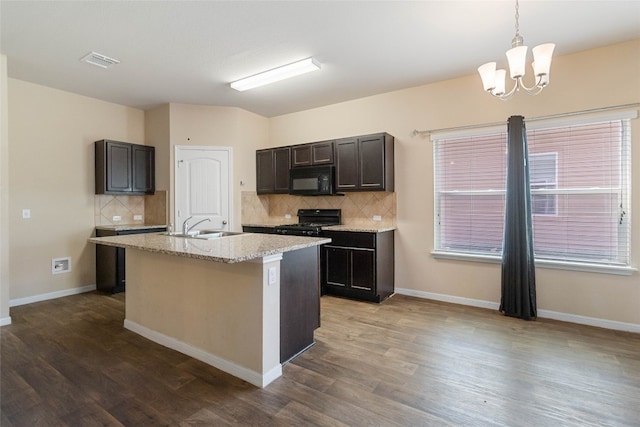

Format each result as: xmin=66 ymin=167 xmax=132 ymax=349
xmin=242 ymin=226 xmax=277 ymax=234
xmin=96 ymin=227 xmax=165 ymax=237
xmin=323 ymin=231 xmax=375 ymax=249
xmin=117 ymin=227 xmax=165 ymax=236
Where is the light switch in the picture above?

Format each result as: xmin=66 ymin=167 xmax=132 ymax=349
xmin=268 ymin=267 xmax=277 ymax=285
xmin=22 ymin=209 xmax=31 ymax=219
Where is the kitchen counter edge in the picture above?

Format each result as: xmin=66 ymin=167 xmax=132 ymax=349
xmin=88 ymin=233 xmax=330 ymax=264
xmin=242 ymin=223 xmax=397 ymax=233
xmin=95 ymin=224 xmax=167 ymax=232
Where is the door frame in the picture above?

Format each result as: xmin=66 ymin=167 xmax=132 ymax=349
xmin=173 ymin=145 xmax=233 ymax=232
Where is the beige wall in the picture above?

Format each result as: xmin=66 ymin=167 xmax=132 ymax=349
xmin=269 ymin=40 xmax=640 ymax=326
xmin=1 ymin=55 xmax=9 ymax=322
xmin=3 ymin=40 xmax=639 ymax=330
xmin=145 ymin=104 xmax=171 ymax=191
xmin=147 ymin=103 xmax=268 ymax=232
xmin=7 ymin=79 xmax=145 ymax=300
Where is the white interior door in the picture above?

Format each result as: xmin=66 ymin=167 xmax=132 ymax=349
xmin=175 ymin=146 xmax=231 ymax=233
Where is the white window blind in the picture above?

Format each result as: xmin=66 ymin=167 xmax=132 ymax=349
xmin=433 ymin=111 xmax=634 ymax=268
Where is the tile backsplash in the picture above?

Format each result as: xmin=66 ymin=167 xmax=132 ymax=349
xmin=242 ymin=191 xmax=396 ymax=228
xmin=94 ymin=190 xmax=167 ymax=226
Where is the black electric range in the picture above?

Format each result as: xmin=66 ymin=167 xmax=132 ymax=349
xmin=274 ymin=209 xmax=341 ymax=236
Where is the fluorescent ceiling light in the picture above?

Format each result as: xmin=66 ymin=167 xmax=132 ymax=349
xmin=230 ymin=57 xmax=321 ymax=91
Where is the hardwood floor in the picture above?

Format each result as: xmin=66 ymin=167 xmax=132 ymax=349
xmin=1 ymin=291 xmax=639 ymax=426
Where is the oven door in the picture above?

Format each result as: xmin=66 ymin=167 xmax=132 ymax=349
xmin=289 ymin=165 xmax=334 ymax=196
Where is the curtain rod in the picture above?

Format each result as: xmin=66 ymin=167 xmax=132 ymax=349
xmin=412 ymin=102 xmax=640 ymax=137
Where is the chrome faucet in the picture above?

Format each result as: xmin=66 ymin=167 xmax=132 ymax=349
xmin=182 ymin=216 xmax=212 ymax=235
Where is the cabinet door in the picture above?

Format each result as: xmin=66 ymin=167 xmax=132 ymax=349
xmin=311 ymin=141 xmax=334 ymax=165
xmin=335 ymin=137 xmax=358 ymax=191
xmin=291 ymin=145 xmax=312 ymax=167
xmin=358 ymin=135 xmax=385 ymax=190
xmin=273 ymin=147 xmax=291 ymax=193
xmin=324 ymin=246 xmax=351 ymax=288
xmin=106 ymin=141 xmax=132 ymax=192
xmin=292 ymin=141 xmax=334 ymax=167
xmin=256 ymin=150 xmax=275 ymax=194
xmin=351 ymin=249 xmax=375 ymax=291
xmin=132 ymin=145 xmax=155 ymax=194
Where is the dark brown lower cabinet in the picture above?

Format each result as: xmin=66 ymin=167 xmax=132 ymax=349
xmin=242 ymin=225 xmax=321 ymax=363
xmin=95 ymin=227 xmax=165 ymax=294
xmin=279 ymin=246 xmax=320 ymax=363
xmin=322 ymin=230 xmax=394 ymax=303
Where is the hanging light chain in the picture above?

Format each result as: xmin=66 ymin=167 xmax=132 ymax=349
xmin=512 ymin=0 xmax=523 ymax=47
xmin=515 ymin=0 xmax=520 ymax=37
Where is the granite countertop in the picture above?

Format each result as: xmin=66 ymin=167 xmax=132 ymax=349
xmin=89 ymin=232 xmax=330 ymax=264
xmin=95 ymin=224 xmax=167 ymax=232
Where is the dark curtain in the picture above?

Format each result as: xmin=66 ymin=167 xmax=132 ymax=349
xmin=500 ymin=115 xmax=537 ymax=320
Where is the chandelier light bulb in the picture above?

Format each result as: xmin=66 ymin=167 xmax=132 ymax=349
xmin=532 ymin=43 xmax=556 ymax=77
xmin=493 ymin=69 xmax=507 ymax=96
xmin=478 ymin=62 xmax=497 ymax=92
xmin=506 ymin=45 xmax=528 ymax=79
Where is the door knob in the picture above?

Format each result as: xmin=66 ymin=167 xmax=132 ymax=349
xmin=222 ymin=220 xmax=228 ymax=225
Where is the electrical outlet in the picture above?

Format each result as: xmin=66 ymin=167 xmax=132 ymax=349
xmin=285 ymin=214 xmax=292 ymax=219
xmin=373 ymin=215 xmax=382 ymax=221
xmin=134 ymin=215 xmax=143 ymax=221
xmin=51 ymin=257 xmax=71 ymax=274
xmin=112 ymin=215 xmax=121 ymax=221
xmin=268 ymin=267 xmax=277 ymax=285
xmin=22 ymin=209 xmax=31 ymax=219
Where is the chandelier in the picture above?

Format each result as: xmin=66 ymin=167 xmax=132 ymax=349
xmin=477 ymin=0 xmax=555 ymax=100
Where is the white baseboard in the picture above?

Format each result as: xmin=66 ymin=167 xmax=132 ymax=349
xmin=124 ymin=319 xmax=282 ymax=388
xmin=395 ymin=287 xmax=640 ymax=334
xmin=9 ymin=284 xmax=97 ymax=307
xmin=535 ymin=309 xmax=640 ymax=333
xmin=0 ymin=316 xmax=11 ymax=326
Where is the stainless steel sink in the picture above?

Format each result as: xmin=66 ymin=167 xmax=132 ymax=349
xmin=163 ymin=230 xmax=243 ymax=239
xmin=195 ymin=230 xmax=243 ymax=239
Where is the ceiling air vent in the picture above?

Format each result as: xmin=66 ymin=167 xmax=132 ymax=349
xmin=80 ymin=51 xmax=120 ymax=69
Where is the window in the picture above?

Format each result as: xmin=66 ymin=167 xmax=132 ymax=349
xmin=529 ymin=152 xmax=557 ymax=216
xmin=432 ymin=110 xmax=635 ymax=271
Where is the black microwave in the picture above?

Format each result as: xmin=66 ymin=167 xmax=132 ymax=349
xmin=289 ymin=165 xmax=335 ymax=196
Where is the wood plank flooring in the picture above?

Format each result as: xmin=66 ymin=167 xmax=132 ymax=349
xmin=1 ymin=291 xmax=639 ymax=426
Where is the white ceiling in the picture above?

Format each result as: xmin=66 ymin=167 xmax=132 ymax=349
xmin=2 ymin=1 xmax=639 ymax=117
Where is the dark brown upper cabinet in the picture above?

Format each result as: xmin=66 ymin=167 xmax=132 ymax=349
xmin=95 ymin=139 xmax=155 ymax=195
xmin=291 ymin=140 xmax=334 ymax=167
xmin=335 ymin=133 xmax=394 ymax=192
xmin=132 ymin=144 xmax=155 ymax=193
xmin=256 ymin=147 xmax=291 ymax=195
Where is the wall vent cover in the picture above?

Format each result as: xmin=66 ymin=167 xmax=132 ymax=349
xmin=80 ymin=51 xmax=120 ymax=68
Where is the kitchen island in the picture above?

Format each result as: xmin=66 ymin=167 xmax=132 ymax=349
xmin=88 ymin=232 xmax=329 ymax=387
